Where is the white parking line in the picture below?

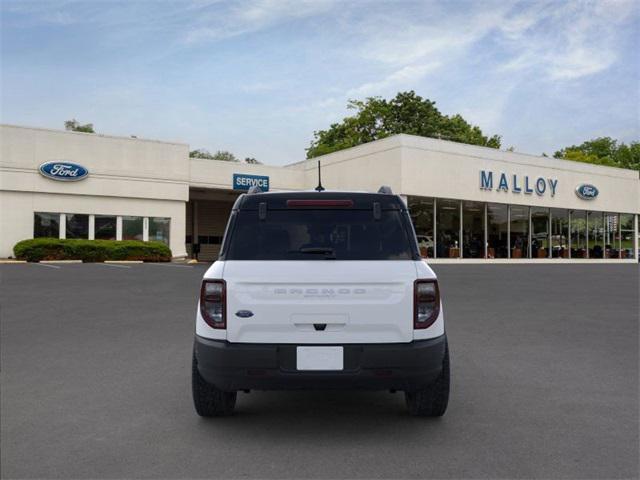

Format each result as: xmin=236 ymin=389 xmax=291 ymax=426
xmin=34 ymin=263 xmax=61 ymax=269
xmin=98 ymin=263 xmax=131 ymax=269
xmin=147 ymin=263 xmax=193 ymax=268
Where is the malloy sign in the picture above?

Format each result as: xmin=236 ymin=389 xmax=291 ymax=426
xmin=480 ymin=170 xmax=558 ymax=197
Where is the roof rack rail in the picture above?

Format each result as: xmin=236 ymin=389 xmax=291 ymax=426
xmin=377 ymin=185 xmax=393 ymax=194
xmin=247 ymin=186 xmax=263 ymax=194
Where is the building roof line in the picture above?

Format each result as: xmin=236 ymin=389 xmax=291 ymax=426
xmin=0 ymin=123 xmax=189 ymax=147
xmin=288 ymin=133 xmax=638 ymax=178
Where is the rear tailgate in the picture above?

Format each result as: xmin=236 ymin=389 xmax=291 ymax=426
xmin=224 ymin=260 xmax=416 ymax=344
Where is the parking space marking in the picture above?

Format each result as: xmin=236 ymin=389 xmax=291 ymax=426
xmin=34 ymin=263 xmax=61 ymax=269
xmin=147 ymin=263 xmax=194 ymax=268
xmin=98 ymin=263 xmax=131 ymax=269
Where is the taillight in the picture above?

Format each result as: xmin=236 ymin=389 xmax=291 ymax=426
xmin=200 ymin=279 xmax=226 ymax=329
xmin=414 ymin=279 xmax=440 ymax=329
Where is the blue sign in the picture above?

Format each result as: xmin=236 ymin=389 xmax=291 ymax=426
xmin=233 ymin=173 xmax=269 ymax=191
xmin=575 ymin=184 xmax=598 ymax=200
xmin=39 ymin=161 xmax=89 ymax=182
xmin=480 ymin=170 xmax=558 ymax=197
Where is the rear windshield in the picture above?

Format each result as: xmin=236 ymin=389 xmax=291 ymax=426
xmin=224 ymin=209 xmax=417 ymax=260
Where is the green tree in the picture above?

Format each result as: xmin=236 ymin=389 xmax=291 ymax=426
xmin=189 ymin=149 xmax=239 ymax=162
xmin=211 ymin=150 xmax=238 ymax=162
xmin=64 ymin=119 xmax=94 ymax=133
xmin=554 ymin=137 xmax=639 ymax=171
xmin=190 ymin=149 xmax=215 ymax=159
xmin=306 ymin=91 xmax=501 ymax=158
xmin=244 ymin=157 xmax=262 ymax=164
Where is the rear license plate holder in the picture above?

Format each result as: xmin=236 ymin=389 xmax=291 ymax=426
xmin=296 ymin=346 xmax=344 ymax=371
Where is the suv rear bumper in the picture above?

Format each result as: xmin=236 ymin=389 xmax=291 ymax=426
xmin=194 ymin=334 xmax=447 ymax=392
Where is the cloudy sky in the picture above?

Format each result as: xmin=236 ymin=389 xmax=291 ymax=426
xmin=1 ymin=0 xmax=638 ymax=164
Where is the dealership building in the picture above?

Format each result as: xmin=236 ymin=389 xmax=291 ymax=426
xmin=1 ymin=123 xmax=638 ymax=262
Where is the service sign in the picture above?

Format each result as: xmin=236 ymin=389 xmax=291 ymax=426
xmin=39 ymin=161 xmax=89 ymax=182
xmin=575 ymin=184 xmax=598 ymax=200
xmin=233 ymin=173 xmax=269 ymax=191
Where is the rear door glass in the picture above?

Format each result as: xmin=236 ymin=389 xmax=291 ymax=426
xmin=225 ymin=210 xmax=415 ymax=260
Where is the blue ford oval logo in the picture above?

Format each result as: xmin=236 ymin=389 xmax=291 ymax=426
xmin=39 ymin=161 xmax=89 ymax=182
xmin=235 ymin=310 xmax=254 ymax=318
xmin=575 ymin=184 xmax=598 ymax=200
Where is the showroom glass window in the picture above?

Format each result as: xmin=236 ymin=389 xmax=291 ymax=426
xmin=122 ymin=216 xmax=143 ymax=241
xmin=408 ymin=197 xmax=434 ymax=258
xmin=570 ymin=210 xmax=587 ymax=258
xmin=551 ymin=209 xmax=569 ymax=258
xmin=95 ymin=215 xmax=117 ymax=240
xmin=149 ymin=217 xmax=170 ymax=245
xmin=462 ymin=201 xmax=484 ymax=258
xmin=620 ymin=214 xmax=635 ymax=259
xmin=531 ymin=207 xmax=550 ymax=259
xmin=436 ymin=199 xmax=460 ymax=258
xmin=34 ymin=212 xmax=59 ymax=238
xmin=510 ymin=206 xmax=529 ymax=258
xmin=65 ymin=214 xmax=89 ymax=239
xmin=603 ymin=213 xmax=620 ymax=258
xmin=588 ymin=211 xmax=604 ymax=258
xmin=487 ymin=203 xmax=508 ymax=259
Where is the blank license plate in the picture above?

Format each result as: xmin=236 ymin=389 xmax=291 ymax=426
xmin=296 ymin=346 xmax=344 ymax=371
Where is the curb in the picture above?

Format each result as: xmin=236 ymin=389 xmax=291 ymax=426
xmin=40 ymin=260 xmax=83 ymax=264
xmin=0 ymin=259 xmax=27 ymax=264
xmin=170 ymin=258 xmax=198 ymax=264
xmin=104 ymin=260 xmax=144 ymax=264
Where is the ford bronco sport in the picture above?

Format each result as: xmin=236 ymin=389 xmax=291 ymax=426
xmin=192 ymin=188 xmax=449 ymax=416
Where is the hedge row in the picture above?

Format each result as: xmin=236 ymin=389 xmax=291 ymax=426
xmin=13 ymin=238 xmax=172 ymax=262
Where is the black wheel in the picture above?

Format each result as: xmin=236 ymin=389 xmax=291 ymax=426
xmin=192 ymin=350 xmax=236 ymax=417
xmin=405 ymin=341 xmax=450 ymax=417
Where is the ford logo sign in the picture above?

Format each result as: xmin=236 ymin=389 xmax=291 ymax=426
xmin=575 ymin=184 xmax=598 ymax=200
xmin=39 ymin=161 xmax=89 ymax=182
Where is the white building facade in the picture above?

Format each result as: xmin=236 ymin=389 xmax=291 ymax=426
xmin=1 ymin=124 xmax=638 ymax=262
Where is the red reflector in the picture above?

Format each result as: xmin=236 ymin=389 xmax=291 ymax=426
xmin=286 ymin=199 xmax=354 ymax=207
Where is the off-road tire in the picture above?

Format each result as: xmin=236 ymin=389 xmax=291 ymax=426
xmin=405 ymin=341 xmax=450 ymax=417
xmin=192 ymin=351 xmax=237 ymax=417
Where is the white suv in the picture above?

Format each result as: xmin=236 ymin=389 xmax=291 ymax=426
xmin=192 ymin=189 xmax=449 ymax=416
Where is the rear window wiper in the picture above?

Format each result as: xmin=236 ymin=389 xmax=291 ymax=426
xmin=298 ymin=247 xmax=336 ymax=259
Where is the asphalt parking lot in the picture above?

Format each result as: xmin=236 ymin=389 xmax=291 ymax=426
xmin=1 ymin=263 xmax=638 ymax=479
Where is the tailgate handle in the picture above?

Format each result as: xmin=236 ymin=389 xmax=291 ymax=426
xmin=313 ymin=323 xmax=327 ymax=331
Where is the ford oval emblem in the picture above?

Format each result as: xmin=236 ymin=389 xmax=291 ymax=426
xmin=575 ymin=184 xmax=598 ymax=200
xmin=235 ymin=310 xmax=254 ymax=318
xmin=39 ymin=161 xmax=89 ymax=182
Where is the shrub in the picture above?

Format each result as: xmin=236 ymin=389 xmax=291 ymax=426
xmin=13 ymin=238 xmax=172 ymax=262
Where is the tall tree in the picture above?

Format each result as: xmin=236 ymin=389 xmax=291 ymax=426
xmin=189 ymin=149 xmax=239 ymax=162
xmin=211 ymin=150 xmax=238 ymax=162
xmin=554 ymin=137 xmax=639 ymax=171
xmin=64 ymin=119 xmax=94 ymax=133
xmin=306 ymin=91 xmax=501 ymax=158
xmin=190 ymin=149 xmax=215 ymax=159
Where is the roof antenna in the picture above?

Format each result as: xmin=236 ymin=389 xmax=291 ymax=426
xmin=315 ymin=160 xmax=325 ymax=192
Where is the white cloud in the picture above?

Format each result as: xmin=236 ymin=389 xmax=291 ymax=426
xmin=498 ymin=0 xmax=637 ymax=80
xmin=240 ymin=81 xmax=279 ymax=93
xmin=184 ymin=0 xmax=337 ymax=43
xmin=347 ymin=63 xmax=440 ymax=97
xmin=351 ymin=5 xmax=510 ymax=67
